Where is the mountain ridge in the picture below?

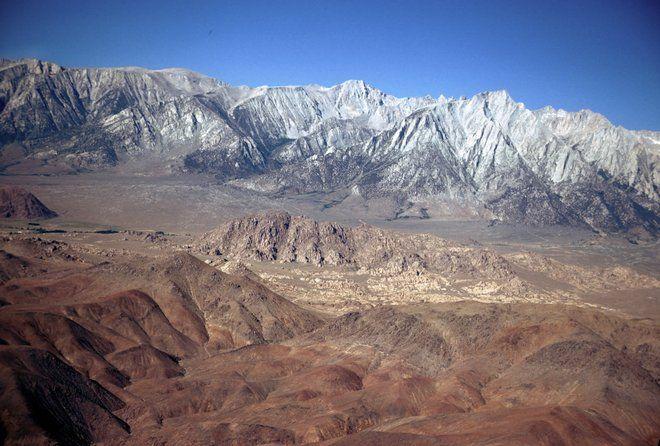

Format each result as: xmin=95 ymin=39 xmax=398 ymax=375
xmin=1 ymin=58 xmax=658 ymax=236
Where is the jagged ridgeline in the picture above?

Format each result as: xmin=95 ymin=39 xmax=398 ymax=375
xmin=1 ymin=58 xmax=658 ymax=235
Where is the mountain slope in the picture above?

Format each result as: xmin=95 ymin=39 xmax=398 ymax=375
xmin=234 ymin=92 xmax=658 ymax=234
xmin=1 ymin=58 xmax=658 ymax=235
xmin=0 ymin=235 xmax=658 ymax=445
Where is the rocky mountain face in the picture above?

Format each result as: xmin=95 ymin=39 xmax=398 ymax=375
xmin=0 ymin=186 xmax=57 ymax=219
xmin=1 ymin=58 xmax=658 ymax=235
xmin=197 ymin=211 xmax=513 ymax=278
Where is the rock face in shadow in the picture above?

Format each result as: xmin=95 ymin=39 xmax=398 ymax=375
xmin=0 ymin=236 xmax=658 ymax=445
xmin=0 ymin=346 xmax=129 ymax=445
xmin=0 ymin=186 xmax=57 ymax=219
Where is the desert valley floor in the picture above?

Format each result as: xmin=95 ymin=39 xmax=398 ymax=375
xmin=0 ymin=173 xmax=658 ymax=445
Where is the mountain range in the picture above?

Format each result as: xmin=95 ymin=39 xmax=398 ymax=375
xmin=1 ymin=58 xmax=658 ymax=235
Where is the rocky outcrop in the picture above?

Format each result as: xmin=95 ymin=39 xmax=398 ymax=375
xmin=197 ymin=211 xmax=514 ymax=278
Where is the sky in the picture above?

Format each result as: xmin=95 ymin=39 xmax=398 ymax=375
xmin=1 ymin=0 xmax=659 ymax=130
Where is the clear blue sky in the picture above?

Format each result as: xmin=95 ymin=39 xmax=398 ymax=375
xmin=1 ymin=0 xmax=659 ymax=129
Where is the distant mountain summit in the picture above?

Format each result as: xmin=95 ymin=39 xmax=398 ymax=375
xmin=0 ymin=186 xmax=57 ymax=219
xmin=1 ymin=59 xmax=658 ymax=235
